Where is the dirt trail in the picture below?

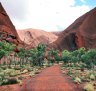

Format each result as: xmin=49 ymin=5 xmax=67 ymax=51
xmin=21 ymin=64 xmax=82 ymax=91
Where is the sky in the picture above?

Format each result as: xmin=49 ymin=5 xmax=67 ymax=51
xmin=0 ymin=0 xmax=96 ymax=31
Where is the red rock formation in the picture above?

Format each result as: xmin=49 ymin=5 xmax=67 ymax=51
xmin=17 ymin=28 xmax=58 ymax=47
xmin=0 ymin=3 xmax=57 ymax=50
xmin=0 ymin=2 xmax=22 ymax=46
xmin=51 ymin=7 xmax=96 ymax=51
xmin=51 ymin=31 xmax=61 ymax=36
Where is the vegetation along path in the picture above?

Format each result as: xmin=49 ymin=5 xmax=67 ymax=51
xmin=21 ymin=64 xmax=82 ymax=91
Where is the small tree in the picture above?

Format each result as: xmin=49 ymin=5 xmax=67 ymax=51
xmin=48 ymin=49 xmax=58 ymax=64
xmin=28 ymin=43 xmax=46 ymax=66
xmin=81 ymin=49 xmax=96 ymax=69
xmin=17 ymin=48 xmax=27 ymax=66
xmin=0 ymin=41 xmax=15 ymax=66
xmin=37 ymin=43 xmax=46 ymax=66
xmin=62 ymin=50 xmax=71 ymax=64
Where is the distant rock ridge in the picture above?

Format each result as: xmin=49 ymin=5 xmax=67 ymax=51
xmin=17 ymin=28 xmax=58 ymax=48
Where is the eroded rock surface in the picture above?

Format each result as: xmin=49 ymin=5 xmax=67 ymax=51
xmin=51 ymin=7 xmax=96 ymax=51
xmin=0 ymin=3 xmax=21 ymax=43
xmin=0 ymin=3 xmax=23 ymax=50
xmin=17 ymin=29 xmax=58 ymax=47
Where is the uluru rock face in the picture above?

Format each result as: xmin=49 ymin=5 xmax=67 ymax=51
xmin=0 ymin=3 xmax=21 ymax=45
xmin=17 ymin=29 xmax=58 ymax=47
xmin=51 ymin=7 xmax=96 ymax=51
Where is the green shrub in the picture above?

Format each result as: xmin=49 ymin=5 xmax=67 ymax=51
xmin=1 ymin=78 xmax=19 ymax=85
xmin=83 ymin=83 xmax=94 ymax=91
xmin=89 ymin=74 xmax=95 ymax=80
xmin=74 ymin=77 xmax=81 ymax=84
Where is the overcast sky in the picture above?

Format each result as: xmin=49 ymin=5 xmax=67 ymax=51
xmin=0 ymin=0 xmax=96 ymax=31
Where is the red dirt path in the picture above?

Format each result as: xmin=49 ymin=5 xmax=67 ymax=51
xmin=0 ymin=65 xmax=82 ymax=91
xmin=21 ymin=64 xmax=82 ymax=91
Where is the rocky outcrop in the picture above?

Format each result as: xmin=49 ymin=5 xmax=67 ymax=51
xmin=0 ymin=2 xmax=57 ymax=50
xmin=1 ymin=1 xmax=96 ymax=51
xmin=17 ymin=28 xmax=58 ymax=47
xmin=51 ymin=7 xmax=96 ymax=51
xmin=51 ymin=32 xmax=61 ymax=36
xmin=0 ymin=2 xmax=22 ymax=49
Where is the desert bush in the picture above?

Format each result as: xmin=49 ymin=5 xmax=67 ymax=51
xmin=81 ymin=49 xmax=96 ymax=69
xmin=62 ymin=50 xmax=71 ymax=63
xmin=83 ymin=83 xmax=94 ymax=91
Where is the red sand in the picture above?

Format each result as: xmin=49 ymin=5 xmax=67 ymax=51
xmin=0 ymin=65 xmax=82 ymax=91
xmin=21 ymin=65 xmax=82 ymax=91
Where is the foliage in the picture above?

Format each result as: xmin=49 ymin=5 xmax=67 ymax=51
xmin=71 ymin=47 xmax=86 ymax=63
xmin=74 ymin=77 xmax=81 ymax=84
xmin=17 ymin=48 xmax=28 ymax=66
xmin=89 ymin=74 xmax=95 ymax=80
xmin=83 ymin=83 xmax=94 ymax=91
xmin=62 ymin=48 xmax=96 ymax=69
xmin=0 ymin=41 xmax=15 ymax=60
xmin=28 ymin=43 xmax=46 ymax=66
xmin=81 ymin=49 xmax=96 ymax=69
xmin=48 ymin=49 xmax=58 ymax=63
xmin=62 ymin=50 xmax=71 ymax=63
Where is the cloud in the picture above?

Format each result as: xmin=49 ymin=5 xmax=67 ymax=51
xmin=56 ymin=5 xmax=90 ymax=30
xmin=80 ymin=0 xmax=86 ymax=3
xmin=0 ymin=0 xmax=91 ymax=31
xmin=0 ymin=0 xmax=28 ymax=21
